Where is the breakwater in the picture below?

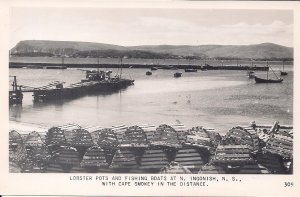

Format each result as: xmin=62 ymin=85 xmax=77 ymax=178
xmin=9 ymin=62 xmax=269 ymax=71
xmin=9 ymin=121 xmax=293 ymax=174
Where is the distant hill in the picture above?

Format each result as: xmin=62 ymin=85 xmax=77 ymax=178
xmin=11 ymin=40 xmax=129 ymax=56
xmin=10 ymin=40 xmax=293 ymax=60
xmin=129 ymin=43 xmax=293 ymax=59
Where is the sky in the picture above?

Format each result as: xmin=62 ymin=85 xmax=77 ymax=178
xmin=10 ymin=7 xmax=293 ymax=48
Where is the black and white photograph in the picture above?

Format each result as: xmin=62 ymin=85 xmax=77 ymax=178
xmin=7 ymin=5 xmax=294 ymax=176
xmin=1 ymin=0 xmax=300 ymax=196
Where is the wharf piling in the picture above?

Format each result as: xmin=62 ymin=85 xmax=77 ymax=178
xmin=9 ymin=76 xmax=23 ymax=105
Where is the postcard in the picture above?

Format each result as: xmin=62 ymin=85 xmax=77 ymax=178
xmin=0 ymin=0 xmax=299 ymax=196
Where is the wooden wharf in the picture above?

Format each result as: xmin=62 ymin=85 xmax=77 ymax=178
xmin=9 ymin=62 xmax=269 ymax=71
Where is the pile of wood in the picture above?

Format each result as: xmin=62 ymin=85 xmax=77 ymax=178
xmin=119 ymin=126 xmax=148 ymax=148
xmin=160 ymin=161 xmax=192 ymax=174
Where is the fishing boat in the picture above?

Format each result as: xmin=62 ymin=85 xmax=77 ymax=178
xmin=255 ymin=77 xmax=283 ymax=83
xmin=33 ymin=69 xmax=134 ymax=102
xmin=248 ymin=71 xmax=255 ymax=79
xmin=146 ymin=71 xmax=152 ymax=75
xmin=254 ymin=66 xmax=283 ymax=83
xmin=174 ymin=72 xmax=182 ymax=78
xmin=184 ymin=68 xmax=197 ymax=72
xmin=247 ymin=61 xmax=255 ymax=78
xmin=280 ymin=61 xmax=288 ymax=76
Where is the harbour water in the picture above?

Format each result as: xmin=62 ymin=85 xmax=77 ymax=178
xmin=9 ymin=64 xmax=293 ymax=134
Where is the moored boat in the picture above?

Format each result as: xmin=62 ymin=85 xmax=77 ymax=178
xmin=174 ymin=72 xmax=182 ymax=78
xmin=254 ymin=76 xmax=283 ymax=83
xmin=254 ymin=65 xmax=283 ymax=83
xmin=146 ymin=71 xmax=152 ymax=75
xmin=280 ymin=61 xmax=288 ymax=76
xmin=248 ymin=71 xmax=255 ymax=79
xmin=184 ymin=68 xmax=197 ymax=72
xmin=151 ymin=67 xmax=158 ymax=71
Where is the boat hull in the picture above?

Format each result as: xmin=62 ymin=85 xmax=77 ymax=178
xmin=184 ymin=69 xmax=197 ymax=72
xmin=254 ymin=77 xmax=283 ymax=83
xmin=280 ymin=71 xmax=288 ymax=76
xmin=33 ymin=79 xmax=134 ymax=102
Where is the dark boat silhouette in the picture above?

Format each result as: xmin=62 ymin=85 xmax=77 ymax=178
xmin=174 ymin=72 xmax=182 ymax=78
xmin=255 ymin=65 xmax=283 ymax=83
xmin=280 ymin=61 xmax=288 ymax=76
xmin=254 ymin=76 xmax=283 ymax=83
xmin=184 ymin=68 xmax=197 ymax=72
xmin=146 ymin=71 xmax=152 ymax=75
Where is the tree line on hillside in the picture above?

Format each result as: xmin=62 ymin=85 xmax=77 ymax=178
xmin=10 ymin=50 xmax=293 ymax=61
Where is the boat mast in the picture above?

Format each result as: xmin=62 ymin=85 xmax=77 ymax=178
xmin=283 ymin=61 xmax=285 ymax=72
xmin=120 ymin=57 xmax=123 ymax=78
xmin=270 ymin=66 xmax=280 ymax=80
xmin=97 ymin=53 xmax=100 ymax=72
xmin=267 ymin=61 xmax=269 ymax=80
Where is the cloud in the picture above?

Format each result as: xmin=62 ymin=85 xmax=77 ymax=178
xmin=10 ymin=8 xmax=293 ymax=47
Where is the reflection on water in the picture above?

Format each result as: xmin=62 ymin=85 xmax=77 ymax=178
xmin=9 ymin=105 xmax=23 ymax=119
xmin=9 ymin=67 xmax=293 ymax=133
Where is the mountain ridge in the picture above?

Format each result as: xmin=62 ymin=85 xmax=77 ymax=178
xmin=11 ymin=40 xmax=293 ymax=60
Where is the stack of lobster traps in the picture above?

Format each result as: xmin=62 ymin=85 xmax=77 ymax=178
xmin=225 ymin=126 xmax=260 ymax=152
xmin=184 ymin=126 xmax=221 ymax=155
xmin=9 ymin=130 xmax=23 ymax=152
xmin=110 ymin=149 xmax=139 ymax=172
xmin=254 ymin=122 xmax=293 ymax=174
xmin=139 ymin=149 xmax=169 ymax=173
xmin=69 ymin=128 xmax=95 ymax=158
xmin=80 ymin=146 xmax=109 ymax=172
xmin=9 ymin=121 xmax=293 ymax=174
xmin=46 ymin=146 xmax=83 ymax=173
xmin=9 ymin=130 xmax=27 ymax=172
xmin=97 ymin=128 xmax=119 ymax=165
xmin=173 ymin=148 xmax=205 ymax=173
xmin=207 ymin=144 xmax=270 ymax=174
xmin=83 ymin=125 xmax=103 ymax=144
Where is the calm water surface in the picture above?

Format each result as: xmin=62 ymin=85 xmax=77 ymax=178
xmin=9 ymin=65 xmax=293 ymax=133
